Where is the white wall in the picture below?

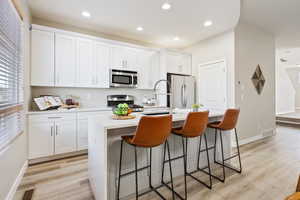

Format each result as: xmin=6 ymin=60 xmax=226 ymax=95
xmin=235 ymin=21 xmax=276 ymax=140
xmin=0 ymin=0 xmax=31 ymax=199
xmin=184 ymin=31 xmax=236 ymax=107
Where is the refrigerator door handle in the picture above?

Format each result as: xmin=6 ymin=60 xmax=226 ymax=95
xmin=181 ymin=84 xmax=184 ymax=107
xmin=183 ymin=84 xmax=187 ymax=108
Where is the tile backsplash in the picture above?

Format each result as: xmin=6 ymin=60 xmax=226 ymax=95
xmin=31 ymin=87 xmax=157 ymax=110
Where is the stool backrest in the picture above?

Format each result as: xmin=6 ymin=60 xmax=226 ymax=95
xmin=131 ymin=115 xmax=172 ymax=147
xmin=181 ymin=111 xmax=209 ymax=137
xmin=218 ymin=109 xmax=240 ymax=130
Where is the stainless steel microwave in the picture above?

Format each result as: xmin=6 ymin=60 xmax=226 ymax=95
xmin=109 ymin=69 xmax=138 ymax=88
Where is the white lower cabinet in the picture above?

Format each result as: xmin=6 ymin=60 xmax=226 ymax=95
xmin=28 ymin=113 xmax=77 ymax=159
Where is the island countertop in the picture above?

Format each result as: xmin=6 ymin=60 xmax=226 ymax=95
xmin=91 ymin=110 xmax=224 ymax=130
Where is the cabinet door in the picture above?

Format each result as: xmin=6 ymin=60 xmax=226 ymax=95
xmin=166 ymin=53 xmax=192 ymax=75
xmin=55 ymin=33 xmax=77 ymax=87
xmin=180 ymin=54 xmax=192 ymax=75
xmin=111 ymin=46 xmax=125 ymax=69
xmin=31 ymin=30 xmax=55 ymax=86
xmin=124 ymin=48 xmax=138 ymax=70
xmin=138 ymin=51 xmax=160 ymax=89
xmin=76 ymin=38 xmax=94 ymax=87
xmin=28 ymin=119 xmax=54 ymax=159
xmin=94 ymin=42 xmax=110 ymax=88
xmin=54 ymin=119 xmax=77 ymax=154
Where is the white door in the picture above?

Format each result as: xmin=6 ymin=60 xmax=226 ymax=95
xmin=76 ymin=38 xmax=94 ymax=87
xmin=198 ymin=60 xmax=227 ymax=112
xmin=94 ymin=42 xmax=110 ymax=88
xmin=55 ymin=33 xmax=77 ymax=87
xmin=28 ymin=120 xmax=54 ymax=159
xmin=31 ymin=29 xmax=55 ymax=86
xmin=54 ymin=119 xmax=77 ymax=154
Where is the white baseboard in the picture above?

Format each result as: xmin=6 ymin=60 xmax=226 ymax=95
xmin=238 ymin=128 xmax=276 ymax=146
xmin=5 ymin=160 xmax=28 ymax=200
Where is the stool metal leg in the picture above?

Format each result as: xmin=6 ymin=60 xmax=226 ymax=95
xmin=166 ymin=141 xmax=175 ymax=200
xmin=204 ymin=134 xmax=212 ymax=188
xmin=134 ymin=146 xmax=138 ymax=200
xmin=149 ymin=148 xmax=153 ymax=188
xmin=214 ymin=129 xmax=217 ymax=162
xmin=117 ymin=140 xmax=124 ymax=200
xmin=182 ymin=137 xmax=188 ymax=200
xmin=235 ymin=128 xmax=242 ymax=173
xmin=219 ymin=131 xmax=226 ymax=182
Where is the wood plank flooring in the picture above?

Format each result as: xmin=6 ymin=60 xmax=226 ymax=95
xmin=14 ymin=126 xmax=300 ymax=200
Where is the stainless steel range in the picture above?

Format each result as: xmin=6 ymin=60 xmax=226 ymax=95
xmin=107 ymin=95 xmax=144 ymax=112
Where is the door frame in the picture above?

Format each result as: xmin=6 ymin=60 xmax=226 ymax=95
xmin=198 ymin=59 xmax=228 ymax=109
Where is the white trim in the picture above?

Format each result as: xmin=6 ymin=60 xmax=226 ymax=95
xmin=5 ymin=160 xmax=28 ymax=200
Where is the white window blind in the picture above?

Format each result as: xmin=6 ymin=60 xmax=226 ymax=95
xmin=0 ymin=0 xmax=24 ymax=151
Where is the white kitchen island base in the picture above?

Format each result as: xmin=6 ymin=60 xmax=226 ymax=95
xmin=88 ymin=112 xmax=231 ymax=200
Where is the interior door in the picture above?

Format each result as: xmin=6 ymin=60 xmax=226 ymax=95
xmin=55 ymin=33 xmax=77 ymax=87
xmin=198 ymin=60 xmax=227 ymax=112
xmin=76 ymin=38 xmax=94 ymax=87
xmin=54 ymin=119 xmax=77 ymax=154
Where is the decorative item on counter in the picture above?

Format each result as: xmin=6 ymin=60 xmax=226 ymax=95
xmin=112 ymin=103 xmax=135 ymax=120
xmin=62 ymin=95 xmax=80 ymax=109
xmin=142 ymin=95 xmax=157 ymax=106
xmin=192 ymin=104 xmax=204 ymax=112
xmin=34 ymin=96 xmax=63 ymax=111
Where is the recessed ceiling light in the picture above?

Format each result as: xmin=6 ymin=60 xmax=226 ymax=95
xmin=81 ymin=11 xmax=91 ymax=18
xmin=204 ymin=20 xmax=213 ymax=27
xmin=161 ymin=2 xmax=171 ymax=10
xmin=173 ymin=37 xmax=180 ymax=41
xmin=297 ymin=64 xmax=300 ymax=67
xmin=136 ymin=26 xmax=144 ymax=31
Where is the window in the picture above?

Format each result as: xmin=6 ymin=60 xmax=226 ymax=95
xmin=0 ymin=0 xmax=24 ymax=151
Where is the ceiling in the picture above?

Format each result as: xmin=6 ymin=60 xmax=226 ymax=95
xmin=241 ymin=0 xmax=300 ymax=48
xmin=28 ymin=0 xmax=240 ymax=48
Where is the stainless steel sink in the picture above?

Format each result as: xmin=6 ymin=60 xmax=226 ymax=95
xmin=143 ymin=112 xmax=170 ymax=116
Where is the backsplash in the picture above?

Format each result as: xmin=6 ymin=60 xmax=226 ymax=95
xmin=31 ymin=87 xmax=157 ymax=110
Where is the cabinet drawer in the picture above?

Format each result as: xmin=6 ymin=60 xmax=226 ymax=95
xmin=29 ymin=113 xmax=77 ymax=122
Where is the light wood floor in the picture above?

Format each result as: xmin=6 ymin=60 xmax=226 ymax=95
xmin=14 ymin=126 xmax=300 ymax=200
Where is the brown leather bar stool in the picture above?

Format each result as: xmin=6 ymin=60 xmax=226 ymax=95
xmin=117 ymin=115 xmax=175 ymax=200
xmin=207 ymin=108 xmax=242 ymax=183
xmin=162 ymin=111 xmax=212 ymax=200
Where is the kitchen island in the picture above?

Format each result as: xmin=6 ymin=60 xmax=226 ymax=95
xmin=88 ymin=111 xmax=231 ymax=200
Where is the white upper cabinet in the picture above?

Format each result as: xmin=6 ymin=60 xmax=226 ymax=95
xmin=111 ymin=46 xmax=138 ymax=70
xmin=93 ymin=42 xmax=110 ymax=88
xmin=55 ymin=33 xmax=77 ymax=87
xmin=166 ymin=52 xmax=192 ymax=75
xmin=76 ymin=38 xmax=94 ymax=87
xmin=31 ymin=29 xmax=55 ymax=86
xmin=138 ymin=50 xmax=160 ymax=89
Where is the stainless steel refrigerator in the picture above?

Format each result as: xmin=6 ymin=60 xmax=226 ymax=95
xmin=167 ymin=73 xmax=196 ymax=109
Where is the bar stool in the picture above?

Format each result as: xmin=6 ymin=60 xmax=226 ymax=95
xmin=162 ymin=111 xmax=211 ymax=200
xmin=117 ymin=115 xmax=175 ymax=200
xmin=206 ymin=108 xmax=242 ymax=183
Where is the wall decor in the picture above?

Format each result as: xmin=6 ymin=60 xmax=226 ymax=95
xmin=251 ymin=64 xmax=265 ymax=95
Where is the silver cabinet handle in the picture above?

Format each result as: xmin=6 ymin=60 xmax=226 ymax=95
xmin=55 ymin=125 xmax=58 ymax=136
xmin=48 ymin=117 xmax=62 ymax=119
xmin=51 ymin=126 xmax=53 ymax=136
